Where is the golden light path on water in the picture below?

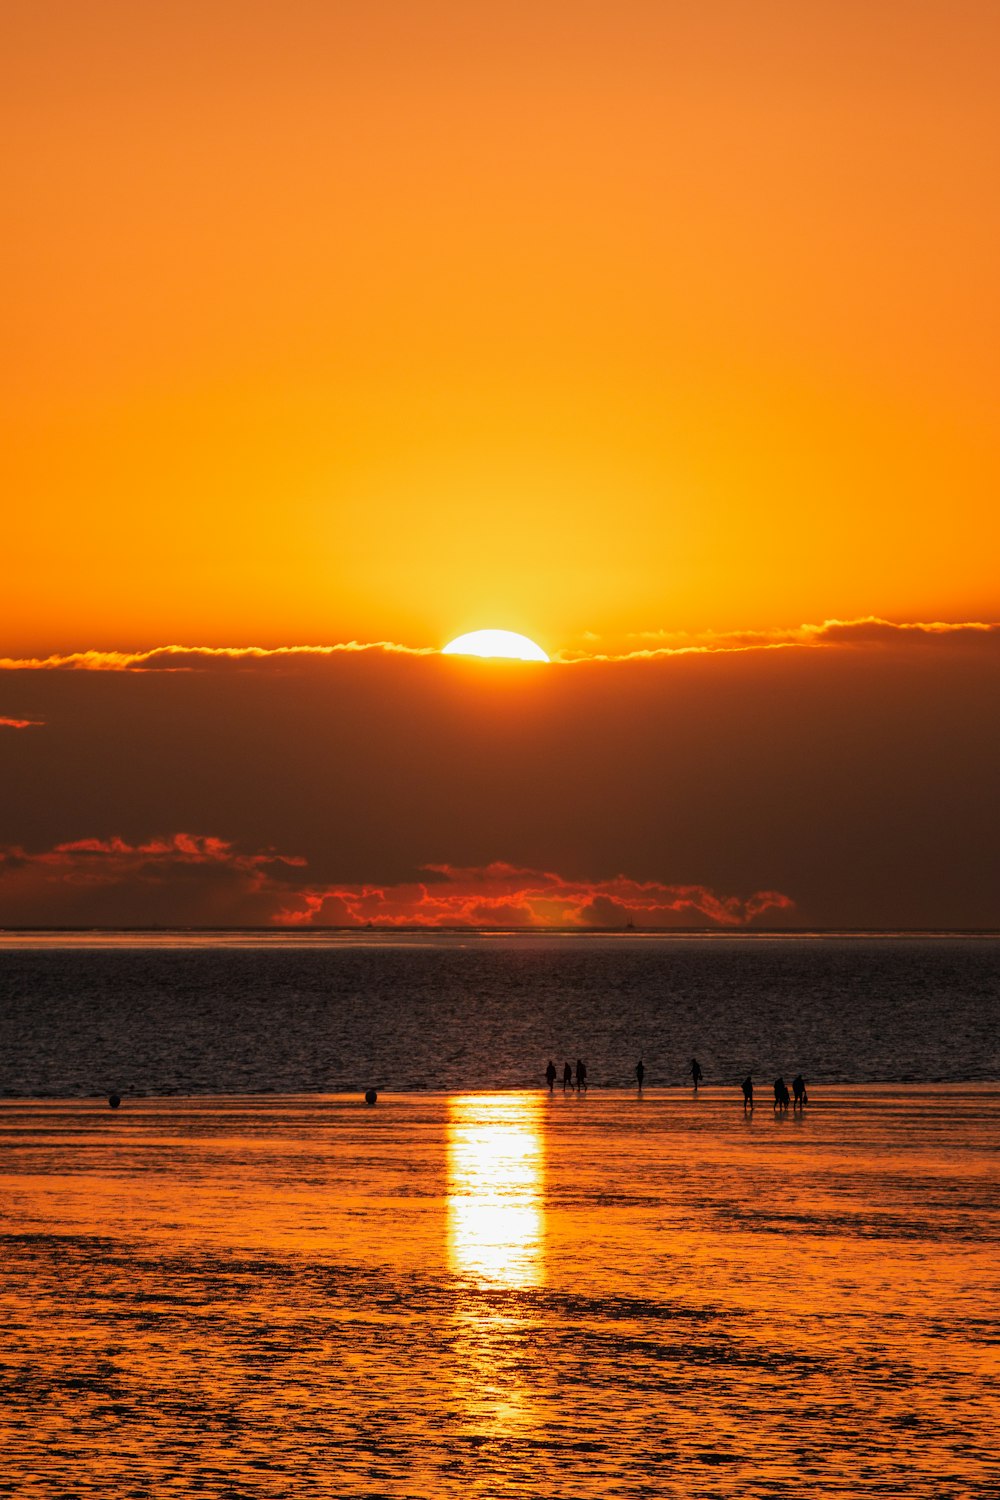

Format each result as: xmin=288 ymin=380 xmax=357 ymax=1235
xmin=445 ymin=1095 xmax=546 ymax=1442
xmin=447 ymin=1094 xmax=545 ymax=1288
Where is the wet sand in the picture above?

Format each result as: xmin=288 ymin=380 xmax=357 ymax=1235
xmin=1 ymin=1087 xmax=997 ymax=1497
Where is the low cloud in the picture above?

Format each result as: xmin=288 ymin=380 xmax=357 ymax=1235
xmin=0 ymin=716 xmax=44 ymax=729
xmin=0 ymin=834 xmax=305 ymax=927
xmin=23 ymin=832 xmax=305 ymax=871
xmin=275 ymin=860 xmax=794 ymax=929
xmin=0 ymin=843 xmax=793 ymax=929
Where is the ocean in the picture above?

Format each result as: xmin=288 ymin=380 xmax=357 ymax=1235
xmin=0 ymin=934 xmax=997 ymax=1098
xmin=1 ymin=935 xmax=997 ymax=1495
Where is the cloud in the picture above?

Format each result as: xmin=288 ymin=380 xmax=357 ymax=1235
xmin=0 ymin=716 xmax=44 ymax=729
xmin=0 ymin=842 xmax=793 ymax=929
xmin=0 ymin=642 xmax=435 ymax=672
xmin=0 ymin=620 xmax=996 ymax=673
xmin=0 ymin=834 xmax=305 ymax=927
xmin=809 ymin=619 xmax=999 ymax=647
xmin=558 ymin=618 xmax=1000 ymax=661
xmin=2 ymin=629 xmax=996 ymax=928
xmin=26 ymin=832 xmax=305 ymax=870
xmin=273 ymin=860 xmax=794 ymax=929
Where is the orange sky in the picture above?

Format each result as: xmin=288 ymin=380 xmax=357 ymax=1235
xmin=3 ymin=0 xmax=999 ymax=656
xmin=2 ymin=4 xmax=999 ymax=929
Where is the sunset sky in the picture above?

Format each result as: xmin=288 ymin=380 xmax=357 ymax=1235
xmin=2 ymin=2 xmax=998 ymax=927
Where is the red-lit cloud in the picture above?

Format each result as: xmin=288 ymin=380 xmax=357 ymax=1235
xmin=26 ymin=833 xmax=305 ymax=871
xmin=0 ymin=835 xmax=304 ymax=927
xmin=0 ymin=842 xmax=791 ymax=929
xmin=275 ymin=861 xmax=794 ymax=929
xmin=0 ymin=716 xmax=43 ymax=729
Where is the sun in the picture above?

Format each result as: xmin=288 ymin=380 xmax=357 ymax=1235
xmin=442 ymin=629 xmax=550 ymax=662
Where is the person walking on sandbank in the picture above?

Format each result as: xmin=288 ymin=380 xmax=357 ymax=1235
xmin=792 ymin=1074 xmax=808 ymax=1107
xmin=575 ymin=1058 xmax=588 ymax=1092
xmin=741 ymin=1074 xmax=754 ymax=1111
xmin=545 ymin=1060 xmax=557 ymax=1093
xmin=563 ymin=1061 xmax=573 ymax=1092
xmin=690 ymin=1058 xmax=703 ymax=1091
xmin=635 ymin=1058 xmax=645 ymax=1092
xmin=773 ymin=1077 xmax=790 ymax=1110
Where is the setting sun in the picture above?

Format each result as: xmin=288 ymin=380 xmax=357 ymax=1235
xmin=442 ymin=630 xmax=550 ymax=662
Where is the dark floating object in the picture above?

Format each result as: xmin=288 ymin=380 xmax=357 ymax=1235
xmin=108 ymin=1094 xmax=121 ymax=1109
xmin=364 ymin=1089 xmax=378 ymax=1106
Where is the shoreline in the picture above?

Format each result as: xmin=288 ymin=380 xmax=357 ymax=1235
xmin=3 ymin=1081 xmax=1000 ymax=1105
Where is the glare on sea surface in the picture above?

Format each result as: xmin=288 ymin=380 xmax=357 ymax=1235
xmin=442 ymin=629 xmax=550 ymax=662
xmin=447 ymin=1094 xmax=545 ymax=1287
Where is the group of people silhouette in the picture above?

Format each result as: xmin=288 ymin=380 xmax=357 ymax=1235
xmin=544 ymin=1056 xmax=809 ymax=1108
xmin=741 ymin=1073 xmax=809 ymax=1111
xmin=545 ymin=1059 xmax=588 ymax=1092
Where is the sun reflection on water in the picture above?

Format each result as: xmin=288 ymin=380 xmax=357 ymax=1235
xmin=447 ymin=1093 xmax=545 ymax=1287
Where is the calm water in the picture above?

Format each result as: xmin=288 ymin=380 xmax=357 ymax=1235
xmin=0 ymin=935 xmax=997 ymax=1097
xmin=0 ymin=1089 xmax=996 ymax=1497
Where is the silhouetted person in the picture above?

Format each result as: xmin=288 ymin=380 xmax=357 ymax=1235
xmin=108 ymin=1094 xmax=121 ymax=1110
xmin=575 ymin=1058 xmax=588 ymax=1092
xmin=635 ymin=1058 xmax=645 ymax=1092
xmin=545 ymin=1060 xmax=557 ymax=1093
xmin=773 ymin=1077 xmax=790 ymax=1111
xmin=741 ymin=1074 xmax=754 ymax=1111
xmin=690 ymin=1058 xmax=703 ymax=1090
xmin=792 ymin=1074 xmax=808 ymax=1107
xmin=563 ymin=1061 xmax=573 ymax=1091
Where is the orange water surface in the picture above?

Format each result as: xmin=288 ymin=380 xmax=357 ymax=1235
xmin=1 ymin=1088 xmax=996 ymax=1497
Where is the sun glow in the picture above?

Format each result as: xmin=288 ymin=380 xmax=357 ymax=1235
xmin=442 ymin=630 xmax=549 ymax=662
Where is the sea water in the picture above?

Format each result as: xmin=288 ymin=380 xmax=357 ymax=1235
xmin=0 ymin=934 xmax=997 ymax=1097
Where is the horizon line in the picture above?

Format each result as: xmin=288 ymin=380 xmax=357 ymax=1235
xmin=1 ymin=925 xmax=996 ymax=937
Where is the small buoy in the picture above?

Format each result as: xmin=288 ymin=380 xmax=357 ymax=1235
xmin=108 ymin=1094 xmax=121 ymax=1109
xmin=364 ymin=1089 xmax=377 ymax=1106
